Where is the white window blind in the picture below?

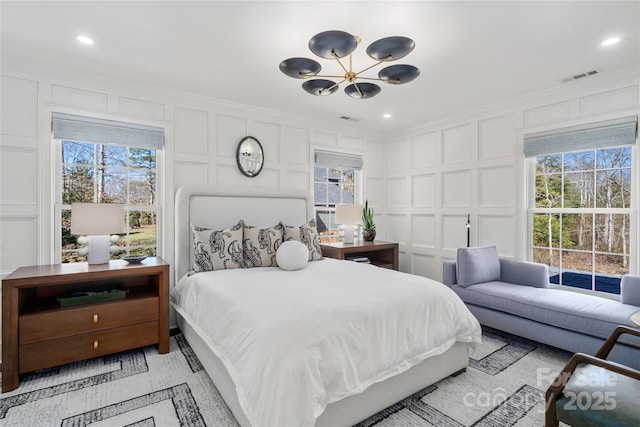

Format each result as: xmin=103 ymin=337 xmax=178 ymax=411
xmin=52 ymin=112 xmax=164 ymax=149
xmin=523 ymin=116 xmax=637 ymax=158
xmin=314 ymin=150 xmax=363 ymax=170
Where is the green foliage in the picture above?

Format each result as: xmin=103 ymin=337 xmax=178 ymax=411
xmin=62 ymin=166 xmax=94 ymax=204
xmin=129 ymin=211 xmax=141 ymax=228
xmin=532 ymin=214 xmax=574 ymax=248
xmin=362 ymin=200 xmax=375 ymax=230
xmin=61 ymin=210 xmax=76 ymax=247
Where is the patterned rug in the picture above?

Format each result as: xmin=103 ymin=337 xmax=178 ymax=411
xmin=1 ymin=328 xmax=572 ymax=426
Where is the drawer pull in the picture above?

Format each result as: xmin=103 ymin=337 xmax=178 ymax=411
xmin=93 ymin=314 xmax=99 ymax=324
xmin=93 ymin=340 xmax=99 ymax=350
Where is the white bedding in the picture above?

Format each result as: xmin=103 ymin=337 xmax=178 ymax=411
xmin=171 ymin=258 xmax=482 ymax=427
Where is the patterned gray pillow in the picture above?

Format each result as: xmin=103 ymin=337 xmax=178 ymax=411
xmin=243 ymin=223 xmax=283 ymax=268
xmin=282 ymin=219 xmax=323 ymax=261
xmin=192 ymin=220 xmax=245 ymax=273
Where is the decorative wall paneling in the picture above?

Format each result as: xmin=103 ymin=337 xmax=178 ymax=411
xmin=411 ymin=174 xmax=436 ymax=208
xmin=523 ymin=101 xmax=572 ymax=127
xmin=1 ymin=76 xmax=38 ymax=137
xmin=384 ymin=75 xmax=639 ymax=281
xmin=1 ymin=76 xmax=39 ymax=277
xmin=51 ymin=84 xmax=109 ymax=111
xmin=362 ymin=140 xmax=385 ymax=234
xmin=174 ymin=107 xmax=209 ymax=156
xmin=118 ymin=97 xmax=166 ymax=121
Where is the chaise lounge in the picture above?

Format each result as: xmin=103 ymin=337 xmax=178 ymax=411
xmin=443 ymin=246 xmax=640 ymax=369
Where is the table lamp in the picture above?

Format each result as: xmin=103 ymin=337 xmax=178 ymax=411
xmin=71 ymin=203 xmax=125 ymax=264
xmin=335 ymin=204 xmax=362 ymax=244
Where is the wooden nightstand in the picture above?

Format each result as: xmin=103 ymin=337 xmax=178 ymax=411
xmin=1 ymin=257 xmax=170 ymax=392
xmin=320 ymin=240 xmax=399 ymax=270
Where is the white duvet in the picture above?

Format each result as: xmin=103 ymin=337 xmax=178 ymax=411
xmin=172 ymin=258 xmax=481 ymax=427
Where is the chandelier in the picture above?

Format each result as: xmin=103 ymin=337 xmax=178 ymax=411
xmin=279 ymin=30 xmax=420 ymax=99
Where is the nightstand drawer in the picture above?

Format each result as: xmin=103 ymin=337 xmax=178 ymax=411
xmin=19 ymin=321 xmax=159 ymax=373
xmin=19 ymin=297 xmax=159 ymax=344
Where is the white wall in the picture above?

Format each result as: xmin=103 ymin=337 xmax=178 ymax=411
xmin=381 ymin=67 xmax=640 ymax=281
xmin=0 ymin=56 xmax=383 ymax=282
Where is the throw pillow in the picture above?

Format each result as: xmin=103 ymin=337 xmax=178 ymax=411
xmin=276 ymin=241 xmax=309 ymax=271
xmin=192 ymin=220 xmax=245 ymax=273
xmin=456 ymin=246 xmax=501 ymax=287
xmin=282 ymin=219 xmax=323 ymax=261
xmin=243 ymin=223 xmax=283 ymax=268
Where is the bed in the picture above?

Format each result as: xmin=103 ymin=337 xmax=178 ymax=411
xmin=172 ymin=185 xmax=482 ymax=427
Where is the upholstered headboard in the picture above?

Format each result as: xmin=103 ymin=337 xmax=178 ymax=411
xmin=174 ymin=185 xmax=314 ymax=280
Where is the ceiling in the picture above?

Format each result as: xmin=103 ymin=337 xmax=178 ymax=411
xmin=2 ymin=1 xmax=639 ymax=134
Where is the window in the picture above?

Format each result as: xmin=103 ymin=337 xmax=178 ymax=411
xmin=53 ymin=113 xmax=164 ymax=263
xmin=313 ymin=150 xmax=362 ymax=242
xmin=526 ymin=116 xmax=637 ymax=294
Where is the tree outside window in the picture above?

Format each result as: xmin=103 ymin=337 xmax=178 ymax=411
xmin=532 ymin=146 xmax=631 ymax=294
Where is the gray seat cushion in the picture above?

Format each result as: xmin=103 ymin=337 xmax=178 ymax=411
xmin=556 ymin=364 xmax=640 ymax=427
xmin=453 ymin=282 xmax=640 ymax=342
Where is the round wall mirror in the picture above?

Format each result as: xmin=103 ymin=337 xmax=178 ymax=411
xmin=236 ymin=136 xmax=264 ymax=177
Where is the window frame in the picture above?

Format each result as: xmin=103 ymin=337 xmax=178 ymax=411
xmin=53 ymin=138 xmax=163 ymax=263
xmin=526 ymin=135 xmax=637 ymax=296
xmin=312 ymin=149 xmax=363 ymax=241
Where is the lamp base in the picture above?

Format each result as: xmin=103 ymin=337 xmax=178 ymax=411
xmin=87 ymin=235 xmax=111 ymax=264
xmin=343 ymin=225 xmax=355 ymax=244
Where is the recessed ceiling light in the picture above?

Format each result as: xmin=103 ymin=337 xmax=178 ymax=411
xmin=76 ymin=35 xmax=94 ymax=45
xmin=601 ymin=37 xmax=620 ymax=46
xmin=383 ymin=113 xmax=392 ymax=119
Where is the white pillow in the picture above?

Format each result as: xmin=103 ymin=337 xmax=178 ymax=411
xmin=276 ymin=241 xmax=309 ymax=271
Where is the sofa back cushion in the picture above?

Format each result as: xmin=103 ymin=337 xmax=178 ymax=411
xmin=456 ymin=246 xmax=501 ymax=287
xmin=500 ymin=258 xmax=550 ymax=288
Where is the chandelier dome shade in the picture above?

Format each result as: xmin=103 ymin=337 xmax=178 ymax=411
xmin=366 ymin=36 xmax=415 ymax=61
xmin=279 ymin=57 xmax=321 ymax=79
xmin=302 ymin=79 xmax=339 ymax=96
xmin=378 ymin=64 xmax=420 ymax=84
xmin=344 ymin=83 xmax=381 ymax=99
xmin=308 ymin=30 xmax=358 ymax=59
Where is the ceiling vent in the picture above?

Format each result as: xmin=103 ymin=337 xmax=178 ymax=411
xmin=339 ymin=115 xmax=361 ymax=122
xmin=562 ymin=69 xmax=599 ymax=83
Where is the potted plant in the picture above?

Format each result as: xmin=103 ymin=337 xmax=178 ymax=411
xmin=362 ymin=200 xmax=376 ymax=241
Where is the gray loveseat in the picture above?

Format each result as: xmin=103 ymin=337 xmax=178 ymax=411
xmin=443 ymin=246 xmax=640 ymax=369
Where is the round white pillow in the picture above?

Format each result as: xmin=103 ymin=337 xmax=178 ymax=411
xmin=276 ymin=240 xmax=309 ymax=271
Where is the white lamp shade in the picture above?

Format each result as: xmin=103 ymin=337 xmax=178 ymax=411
xmin=71 ymin=203 xmax=125 ymax=235
xmin=335 ymin=204 xmax=362 ymax=225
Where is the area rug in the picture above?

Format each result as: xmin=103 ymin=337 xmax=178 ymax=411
xmin=1 ymin=328 xmax=572 ymax=426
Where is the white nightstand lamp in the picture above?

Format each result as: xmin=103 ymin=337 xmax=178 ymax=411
xmin=335 ymin=204 xmax=362 ymax=244
xmin=71 ymin=203 xmax=125 ymax=264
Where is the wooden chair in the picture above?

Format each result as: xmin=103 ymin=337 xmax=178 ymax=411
xmin=545 ymin=325 xmax=640 ymax=427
